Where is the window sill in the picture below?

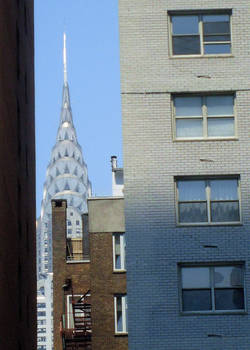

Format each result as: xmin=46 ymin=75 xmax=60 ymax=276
xmin=170 ymin=54 xmax=233 ymax=59
xmin=181 ymin=310 xmax=247 ymax=316
xmin=66 ymin=259 xmax=90 ymax=264
xmin=115 ymin=332 xmax=128 ymax=336
xmin=177 ymin=222 xmax=242 ymax=227
xmin=173 ymin=137 xmax=238 ymax=142
xmin=113 ymin=269 xmax=127 ymax=274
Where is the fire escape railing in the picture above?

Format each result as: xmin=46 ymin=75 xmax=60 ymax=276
xmin=61 ymin=289 xmax=91 ymax=350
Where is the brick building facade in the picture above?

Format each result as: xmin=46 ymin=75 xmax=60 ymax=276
xmin=119 ymin=1 xmax=250 ymax=349
xmin=52 ymin=197 xmax=127 ymax=350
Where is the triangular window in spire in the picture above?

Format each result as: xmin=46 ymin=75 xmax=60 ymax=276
xmin=64 ymin=165 xmax=70 ymax=174
xmin=54 ymin=184 xmax=60 ymax=193
xmin=64 ymin=181 xmax=70 ymax=191
xmin=73 ymin=167 xmax=78 ymax=176
xmin=72 ymin=151 xmax=75 ymax=159
xmin=58 ymin=152 xmax=61 ymax=159
xmin=56 ymin=168 xmax=60 ymax=176
xmin=64 ymin=131 xmax=69 ymax=140
xmin=80 ymin=175 xmax=84 ymax=183
xmin=75 ymin=184 xmax=80 ymax=192
xmin=77 ymin=204 xmax=82 ymax=211
xmin=64 ymin=149 xmax=69 ymax=157
xmin=69 ymin=197 xmax=74 ymax=206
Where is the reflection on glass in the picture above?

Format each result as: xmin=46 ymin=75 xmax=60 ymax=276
xmin=183 ymin=290 xmax=211 ymax=311
xmin=214 ymin=266 xmax=243 ymax=287
xmin=207 ymin=117 xmax=234 ymax=137
xmin=211 ymin=202 xmax=240 ymax=222
xmin=115 ymin=235 xmax=121 ymax=269
xmin=175 ymin=96 xmax=202 ymax=116
xmin=176 ymin=119 xmax=203 ymax=137
xmin=172 ymin=16 xmax=199 ymax=35
xmin=203 ymin=15 xmax=230 ymax=22
xmin=215 ymin=289 xmax=244 ymax=310
xmin=173 ymin=36 xmax=200 ymax=55
xmin=203 ymin=20 xmax=230 ymax=36
xmin=179 ymin=202 xmax=207 ymax=223
xmin=204 ymin=44 xmax=231 ymax=54
xmin=182 ymin=267 xmax=210 ymax=288
xmin=207 ymin=96 xmax=234 ymax=116
xmin=178 ymin=180 xmax=206 ymax=201
xmin=204 ymin=35 xmax=230 ymax=42
xmin=210 ymin=179 xmax=238 ymax=200
xmin=117 ymin=297 xmax=123 ymax=332
xmin=125 ymin=296 xmax=128 ymax=332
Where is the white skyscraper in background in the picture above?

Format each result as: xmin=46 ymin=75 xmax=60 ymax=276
xmin=37 ymin=34 xmax=91 ymax=350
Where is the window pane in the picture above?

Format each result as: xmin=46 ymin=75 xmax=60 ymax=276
xmin=125 ymin=296 xmax=128 ymax=332
xmin=123 ymin=235 xmax=126 ymax=269
xmin=172 ymin=16 xmax=199 ymax=35
xmin=207 ymin=117 xmax=234 ymax=137
xmin=175 ymin=96 xmax=202 ymax=116
xmin=203 ymin=21 xmax=230 ymax=36
xmin=204 ymin=44 xmax=231 ymax=54
xmin=210 ymin=179 xmax=238 ymax=200
xmin=115 ymin=235 xmax=121 ymax=269
xmin=173 ymin=36 xmax=200 ymax=55
xmin=182 ymin=267 xmax=210 ymax=288
xmin=211 ymin=201 xmax=240 ymax=222
xmin=116 ymin=297 xmax=123 ymax=332
xmin=178 ymin=180 xmax=206 ymax=201
xmin=179 ymin=202 xmax=207 ymax=223
xmin=176 ymin=118 xmax=203 ymax=137
xmin=182 ymin=290 xmax=211 ymax=311
xmin=214 ymin=266 xmax=243 ymax=288
xmin=115 ymin=235 xmax=121 ymax=254
xmin=115 ymin=255 xmax=121 ymax=269
xmin=204 ymin=35 xmax=230 ymax=42
xmin=207 ymin=96 xmax=234 ymax=116
xmin=215 ymin=289 xmax=244 ymax=310
xmin=203 ymin=15 xmax=230 ymax=23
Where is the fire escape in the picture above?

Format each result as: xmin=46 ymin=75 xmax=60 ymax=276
xmin=61 ymin=281 xmax=91 ymax=349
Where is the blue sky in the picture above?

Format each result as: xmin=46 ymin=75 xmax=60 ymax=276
xmin=35 ymin=1 xmax=122 ymax=214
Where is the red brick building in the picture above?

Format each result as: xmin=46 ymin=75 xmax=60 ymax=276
xmin=52 ymin=197 xmax=127 ymax=350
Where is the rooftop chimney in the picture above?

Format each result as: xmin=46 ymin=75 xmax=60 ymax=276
xmin=111 ymin=155 xmax=117 ymax=171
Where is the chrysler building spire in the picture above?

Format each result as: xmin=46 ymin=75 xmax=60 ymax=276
xmin=37 ymin=32 xmax=92 ymax=275
xmin=63 ymin=32 xmax=68 ymax=85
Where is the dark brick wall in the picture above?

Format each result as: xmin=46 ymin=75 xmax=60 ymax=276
xmin=90 ymin=232 xmax=127 ymax=350
xmin=0 ymin=1 xmax=36 ymax=349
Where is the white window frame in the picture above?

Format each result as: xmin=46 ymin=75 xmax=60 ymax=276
xmin=180 ymin=264 xmax=246 ymax=314
xmin=66 ymin=294 xmax=83 ymax=329
xmin=172 ymin=94 xmax=237 ymax=141
xmin=175 ymin=176 xmax=241 ymax=226
xmin=112 ymin=233 xmax=126 ymax=271
xmin=169 ymin=11 xmax=232 ymax=57
xmin=114 ymin=295 xmax=128 ymax=334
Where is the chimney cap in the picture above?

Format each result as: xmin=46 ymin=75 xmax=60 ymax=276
xmin=111 ymin=155 xmax=118 ymax=171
